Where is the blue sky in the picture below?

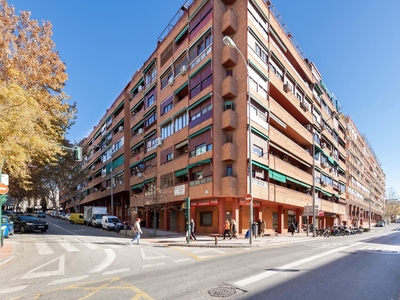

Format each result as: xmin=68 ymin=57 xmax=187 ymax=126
xmin=8 ymin=0 xmax=400 ymax=197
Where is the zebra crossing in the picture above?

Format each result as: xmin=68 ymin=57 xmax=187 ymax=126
xmin=359 ymin=245 xmax=400 ymax=254
xmin=31 ymin=236 xmax=126 ymax=255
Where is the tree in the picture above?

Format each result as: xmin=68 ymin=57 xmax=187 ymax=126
xmin=385 ymin=189 xmax=400 ymax=222
xmin=0 ymin=0 xmax=76 ymax=181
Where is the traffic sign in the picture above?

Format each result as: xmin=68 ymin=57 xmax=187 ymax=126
xmin=0 ymin=183 xmax=9 ymax=194
xmin=245 ymin=193 xmax=253 ymax=203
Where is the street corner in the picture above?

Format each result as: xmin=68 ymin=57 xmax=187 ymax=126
xmin=0 ymin=239 xmax=16 ymax=267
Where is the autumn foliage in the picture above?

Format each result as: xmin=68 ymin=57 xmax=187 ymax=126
xmin=0 ymin=0 xmax=76 ymax=179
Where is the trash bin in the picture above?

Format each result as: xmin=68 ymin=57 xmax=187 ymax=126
xmin=252 ymin=222 xmax=258 ymax=237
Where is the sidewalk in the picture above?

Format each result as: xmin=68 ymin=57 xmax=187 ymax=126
xmin=0 ymin=238 xmax=16 ymax=267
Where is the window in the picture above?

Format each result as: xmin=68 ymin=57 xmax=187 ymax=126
xmin=190 ymin=102 xmax=212 ymax=122
xmin=161 ymin=122 xmax=173 ymax=139
xmin=174 ymin=112 xmax=188 ymax=132
xmin=161 ymin=69 xmax=174 ymax=90
xmin=145 ymin=65 xmax=157 ymax=87
xmin=161 ymin=173 xmax=173 ymax=188
xmin=167 ymin=153 xmax=173 ymax=162
xmin=226 ymin=134 xmax=233 ymax=143
xmin=145 ymin=112 xmax=156 ymax=127
xmin=189 ymin=62 xmax=212 ymax=99
xmin=249 ymin=64 xmax=268 ymax=99
xmin=200 ymin=211 xmax=212 ymax=226
xmin=174 ymin=54 xmax=188 ymax=75
xmin=189 ymin=30 xmax=212 ymax=69
xmin=160 ymin=42 xmax=173 ymax=68
xmin=146 ymin=137 xmax=158 ymax=152
xmin=164 ymin=102 xmax=173 ymax=114
xmin=161 ymin=95 xmax=173 ymax=116
xmin=147 ymin=95 xmax=155 ymax=107
xmin=189 ymin=0 xmax=212 ymax=38
xmin=226 ymin=164 xmax=233 ymax=177
xmin=224 ymin=102 xmax=234 ymax=111
xmin=253 ymin=145 xmax=263 ymax=157
xmin=190 ymin=143 xmax=212 ymax=157
xmin=193 ymin=171 xmax=203 ymax=180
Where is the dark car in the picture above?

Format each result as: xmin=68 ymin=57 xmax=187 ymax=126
xmin=10 ymin=215 xmax=49 ymax=233
xmin=36 ymin=211 xmax=46 ymax=218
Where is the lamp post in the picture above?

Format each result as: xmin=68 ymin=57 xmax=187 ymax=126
xmin=223 ymin=36 xmax=253 ymax=245
xmin=110 ymin=149 xmax=115 ymax=216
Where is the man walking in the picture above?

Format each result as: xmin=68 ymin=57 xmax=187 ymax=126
xmin=190 ymin=218 xmax=197 ymax=241
xmin=130 ymin=218 xmax=143 ymax=245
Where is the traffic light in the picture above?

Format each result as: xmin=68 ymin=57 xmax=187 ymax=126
xmin=73 ymin=147 xmax=82 ymax=161
xmin=183 ymin=209 xmax=188 ymax=218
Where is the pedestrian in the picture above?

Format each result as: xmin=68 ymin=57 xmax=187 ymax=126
xmin=223 ymin=219 xmax=231 ymax=239
xmin=190 ymin=218 xmax=197 ymax=241
xmin=257 ymin=219 xmax=262 ymax=237
xmin=230 ymin=219 xmax=238 ymax=240
xmin=130 ymin=218 xmax=143 ymax=245
xmin=290 ymin=222 xmax=296 ymax=235
xmin=261 ymin=219 xmax=266 ymax=237
xmin=294 ymin=220 xmax=299 ymax=233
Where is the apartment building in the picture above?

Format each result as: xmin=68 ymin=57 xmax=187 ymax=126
xmin=345 ymin=117 xmax=385 ymax=227
xmin=64 ymin=0 xmax=385 ymax=235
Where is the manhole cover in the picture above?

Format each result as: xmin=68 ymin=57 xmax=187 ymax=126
xmin=208 ymin=286 xmax=236 ymax=297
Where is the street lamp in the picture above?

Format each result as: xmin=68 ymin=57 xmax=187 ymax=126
xmin=223 ymin=36 xmax=253 ymax=245
xmin=312 ymin=111 xmax=337 ymax=237
xmin=110 ymin=149 xmax=115 ymax=216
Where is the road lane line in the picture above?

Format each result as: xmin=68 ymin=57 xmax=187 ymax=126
xmin=174 ymin=258 xmax=191 ymax=262
xmin=57 ymin=240 xmax=79 ymax=252
xmin=234 ymin=243 xmax=360 ymax=287
xmin=102 ymin=268 xmax=131 ymax=276
xmin=36 ymin=242 xmax=54 ymax=255
xmin=143 ymin=262 xmax=164 ymax=268
xmin=0 ymin=285 xmax=29 ymax=295
xmin=48 ymin=275 xmax=89 ymax=285
xmin=82 ymin=242 xmax=101 ymax=250
xmin=20 ymin=255 xmax=65 ymax=279
xmin=88 ymin=249 xmax=116 ymax=273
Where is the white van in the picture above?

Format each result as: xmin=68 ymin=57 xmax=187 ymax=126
xmin=101 ymin=215 xmax=122 ymax=231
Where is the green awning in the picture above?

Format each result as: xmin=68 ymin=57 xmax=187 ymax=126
xmin=114 ymin=170 xmax=124 ymax=176
xmin=144 ymin=105 xmax=156 ymax=118
xmin=327 ymin=156 xmax=335 ymax=164
xmin=174 ymin=25 xmax=189 ymax=43
xmin=132 ymin=120 xmax=144 ymax=132
xmin=174 ymin=81 xmax=189 ymax=95
xmin=287 ymin=177 xmax=311 ymax=188
xmin=144 ymin=177 xmax=156 ymax=184
xmin=252 ymin=161 xmax=269 ymax=171
xmin=132 ymin=98 xmax=144 ymax=112
xmin=248 ymin=59 xmax=269 ymax=81
xmin=270 ymin=50 xmax=285 ymax=69
xmin=314 ymin=83 xmax=324 ymax=96
xmin=143 ymin=129 xmax=156 ymax=140
xmin=130 ymin=160 xmax=143 ymax=168
xmin=131 ymin=141 xmax=144 ymax=151
xmin=187 ymin=158 xmax=211 ymax=169
xmin=315 ymin=187 xmax=332 ymax=197
xmin=132 ymin=78 xmax=144 ymax=92
xmin=248 ymin=26 xmax=269 ymax=53
xmin=269 ymin=26 xmax=287 ymax=52
xmin=338 ymin=167 xmax=345 ymax=173
xmin=159 ymin=117 xmax=172 ymax=127
xmin=175 ymin=168 xmax=188 ymax=177
xmin=250 ymin=0 xmax=269 ymax=22
xmin=112 ymin=119 xmax=124 ymax=132
xmin=144 ymin=83 xmax=157 ymax=96
xmin=94 ymin=129 xmax=102 ymax=139
xmin=112 ymin=155 xmax=124 ymax=169
xmin=188 ymin=93 xmax=212 ymax=110
xmin=143 ymin=58 xmax=156 ymax=74
xmin=188 ymin=125 xmax=212 ymax=139
xmin=188 ymin=0 xmax=208 ymax=20
xmin=143 ymin=153 xmax=156 ymax=162
xmin=189 ymin=58 xmax=211 ymax=79
xmin=251 ymin=94 xmax=269 ymax=111
xmin=113 ymin=101 xmax=124 ymax=115
xmin=173 ymin=107 xmax=187 ymax=118
xmin=251 ymin=126 xmax=269 ymax=140
xmin=131 ymin=183 xmax=144 ymax=190
xmin=269 ymin=170 xmax=286 ymax=183
xmin=314 ymin=145 xmax=322 ymax=153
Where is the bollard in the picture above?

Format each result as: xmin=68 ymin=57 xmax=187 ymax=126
xmin=215 ymin=235 xmax=218 ymax=245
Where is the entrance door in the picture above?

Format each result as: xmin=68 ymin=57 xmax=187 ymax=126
xmin=170 ymin=211 xmax=177 ymax=231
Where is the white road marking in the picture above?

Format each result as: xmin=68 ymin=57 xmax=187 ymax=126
xmin=143 ymin=262 xmax=164 ymax=268
xmin=35 ymin=242 xmax=54 ymax=255
xmin=0 ymin=285 xmax=29 ymax=295
xmin=82 ymin=242 xmax=101 ymax=250
xmin=234 ymin=243 xmax=360 ymax=287
xmin=174 ymin=258 xmax=191 ymax=263
xmin=140 ymin=248 xmax=168 ymax=261
xmin=21 ymin=255 xmax=65 ymax=279
xmin=102 ymin=268 xmax=131 ymax=276
xmin=57 ymin=240 xmax=79 ymax=252
xmin=88 ymin=249 xmax=116 ymax=273
xmin=48 ymin=275 xmax=89 ymax=285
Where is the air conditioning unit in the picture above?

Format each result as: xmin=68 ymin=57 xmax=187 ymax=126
xmin=168 ymin=77 xmax=174 ymax=86
xmin=138 ymin=128 xmax=144 ymax=134
xmin=283 ymin=83 xmax=291 ymax=93
xmin=283 ymin=154 xmax=288 ymax=162
xmin=180 ymin=65 xmax=187 ymax=75
xmin=118 ymin=126 xmax=124 ymax=132
xmin=137 ymin=173 xmax=142 ymax=178
xmin=138 ymin=85 xmax=144 ymax=92
xmin=321 ymin=142 xmax=326 ymax=148
xmin=156 ymin=137 xmax=163 ymax=147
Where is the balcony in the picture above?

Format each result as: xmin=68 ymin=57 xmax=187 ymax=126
xmin=221 ymin=142 xmax=237 ymax=162
xmin=221 ymin=176 xmax=237 ymax=197
xmin=221 ymin=108 xmax=237 ymax=130
xmin=221 ymin=46 xmax=238 ymax=68
xmin=221 ymin=76 xmax=238 ymax=99
xmin=222 ymin=9 xmax=237 ymax=35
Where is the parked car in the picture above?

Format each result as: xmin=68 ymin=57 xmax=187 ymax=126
xmin=101 ymin=215 xmax=122 ymax=231
xmin=1 ymin=215 xmax=14 ymax=238
xmin=376 ymin=220 xmax=385 ymax=227
xmin=10 ymin=215 xmax=49 ymax=233
xmin=69 ymin=213 xmax=84 ymax=225
xmin=36 ymin=211 xmax=46 ymax=218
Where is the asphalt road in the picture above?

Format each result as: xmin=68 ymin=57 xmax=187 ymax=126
xmin=1 ymin=217 xmax=399 ymax=300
